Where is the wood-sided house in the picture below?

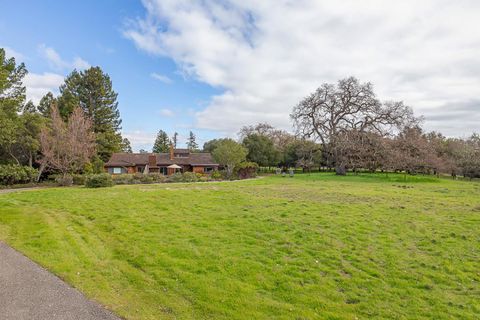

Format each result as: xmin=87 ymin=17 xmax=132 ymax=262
xmin=104 ymin=147 xmax=219 ymax=175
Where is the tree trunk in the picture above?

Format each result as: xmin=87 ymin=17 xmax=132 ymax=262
xmin=36 ymin=161 xmax=47 ymax=182
xmin=335 ymin=164 xmax=346 ymax=176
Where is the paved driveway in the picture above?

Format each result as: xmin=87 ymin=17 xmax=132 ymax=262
xmin=0 ymin=242 xmax=120 ymax=320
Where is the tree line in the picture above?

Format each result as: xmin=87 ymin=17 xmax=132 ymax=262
xmin=201 ymin=77 xmax=479 ymax=179
xmin=1 ymin=46 xmax=478 ymax=182
xmin=0 ymin=48 xmax=130 ymax=181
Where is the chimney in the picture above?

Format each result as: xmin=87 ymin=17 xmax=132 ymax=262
xmin=169 ymin=143 xmax=174 ymax=160
xmin=148 ymin=154 xmax=156 ymax=167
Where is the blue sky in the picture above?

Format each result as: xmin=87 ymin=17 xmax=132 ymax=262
xmin=0 ymin=0 xmax=222 ymax=150
xmin=1 ymin=1 xmax=479 ymax=150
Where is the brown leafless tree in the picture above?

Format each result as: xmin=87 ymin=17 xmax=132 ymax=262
xmin=39 ymin=104 xmax=96 ymax=179
xmin=291 ymin=77 xmax=419 ymax=175
xmin=388 ymin=126 xmax=441 ymax=175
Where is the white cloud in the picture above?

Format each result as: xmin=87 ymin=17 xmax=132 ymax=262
xmin=158 ymin=108 xmax=175 ymax=117
xmin=38 ymin=44 xmax=90 ymax=71
xmin=125 ymin=0 xmax=480 ymax=137
xmin=23 ymin=72 xmax=64 ymax=104
xmin=2 ymin=46 xmax=26 ymax=62
xmin=151 ymin=72 xmax=173 ymax=83
xmin=73 ymin=57 xmax=90 ymax=70
xmin=122 ymin=130 xmax=155 ymax=151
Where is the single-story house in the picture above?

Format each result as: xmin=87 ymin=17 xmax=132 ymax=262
xmin=104 ymin=147 xmax=219 ymax=175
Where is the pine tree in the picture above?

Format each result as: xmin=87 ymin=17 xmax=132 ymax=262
xmin=172 ymin=132 xmax=178 ymax=148
xmin=37 ymin=92 xmax=56 ymax=117
xmin=121 ymin=138 xmax=132 ymax=153
xmin=153 ymin=130 xmax=170 ymax=153
xmin=56 ymin=67 xmax=123 ymax=161
xmin=187 ymin=131 xmax=199 ymax=151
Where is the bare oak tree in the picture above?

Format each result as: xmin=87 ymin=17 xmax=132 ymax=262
xmin=39 ymin=104 xmax=96 ymax=178
xmin=291 ymin=77 xmax=418 ymax=175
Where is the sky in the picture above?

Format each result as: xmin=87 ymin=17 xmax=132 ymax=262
xmin=1 ymin=0 xmax=479 ymax=151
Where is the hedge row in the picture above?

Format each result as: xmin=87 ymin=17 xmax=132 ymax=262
xmin=0 ymin=165 xmax=38 ymax=185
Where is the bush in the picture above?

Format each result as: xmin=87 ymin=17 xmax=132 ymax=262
xmin=166 ymin=172 xmax=184 ymax=183
xmin=0 ymin=164 xmax=38 ymax=185
xmin=72 ymin=174 xmax=86 ymax=185
xmin=148 ymin=173 xmax=166 ymax=183
xmin=56 ymin=175 xmax=74 ymax=186
xmin=198 ymin=175 xmax=211 ymax=182
xmin=235 ymin=162 xmax=259 ymax=179
xmin=85 ymin=173 xmax=113 ymax=188
xmin=111 ymin=174 xmax=134 ymax=185
xmin=210 ymin=170 xmax=222 ymax=180
xmin=182 ymin=172 xmax=198 ymax=182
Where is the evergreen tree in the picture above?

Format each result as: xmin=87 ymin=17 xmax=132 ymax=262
xmin=56 ymin=67 xmax=122 ymax=161
xmin=0 ymin=48 xmax=27 ymax=164
xmin=153 ymin=130 xmax=170 ymax=153
xmin=37 ymin=92 xmax=56 ymax=117
xmin=172 ymin=132 xmax=178 ymax=148
xmin=187 ymin=131 xmax=198 ymax=151
xmin=121 ymin=138 xmax=132 ymax=153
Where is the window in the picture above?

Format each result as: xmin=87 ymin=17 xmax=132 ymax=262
xmin=159 ymin=167 xmax=168 ymax=175
xmin=113 ymin=167 xmax=122 ymax=174
xmin=204 ymin=167 xmax=214 ymax=173
xmin=137 ymin=166 xmax=144 ymax=173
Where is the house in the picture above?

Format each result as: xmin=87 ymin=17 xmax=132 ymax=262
xmin=104 ymin=146 xmax=219 ymax=175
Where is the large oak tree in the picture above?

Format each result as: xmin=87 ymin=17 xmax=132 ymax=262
xmin=291 ymin=77 xmax=418 ymax=175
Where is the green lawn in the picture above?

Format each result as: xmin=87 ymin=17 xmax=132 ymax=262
xmin=0 ymin=173 xmax=479 ymax=319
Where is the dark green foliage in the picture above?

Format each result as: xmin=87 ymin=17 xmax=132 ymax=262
xmin=72 ymin=174 xmax=87 ymax=185
xmin=0 ymin=48 xmax=27 ymax=112
xmin=210 ymin=170 xmax=222 ymax=180
xmin=152 ymin=130 xmax=170 ymax=153
xmin=57 ymin=67 xmax=123 ymax=161
xmin=0 ymin=164 xmax=38 ymax=185
xmin=37 ymin=92 xmax=56 ymax=117
xmin=203 ymin=138 xmax=234 ymax=153
xmin=85 ymin=173 xmax=113 ymax=188
xmin=172 ymin=132 xmax=178 ymax=148
xmin=212 ymin=139 xmax=247 ymax=177
xmin=242 ymin=133 xmax=279 ymax=166
xmin=187 ymin=131 xmax=198 ymax=151
xmin=234 ymin=161 xmax=258 ymax=179
xmin=121 ymin=138 xmax=133 ymax=153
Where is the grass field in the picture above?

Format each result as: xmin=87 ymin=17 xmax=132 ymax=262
xmin=0 ymin=173 xmax=479 ymax=319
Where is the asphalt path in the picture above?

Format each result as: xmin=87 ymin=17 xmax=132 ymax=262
xmin=0 ymin=242 xmax=120 ymax=320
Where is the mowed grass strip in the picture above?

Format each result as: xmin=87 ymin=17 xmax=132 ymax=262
xmin=0 ymin=173 xmax=479 ymax=319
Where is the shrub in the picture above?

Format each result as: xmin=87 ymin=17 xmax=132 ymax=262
xmin=166 ymin=172 xmax=184 ymax=183
xmin=148 ymin=173 xmax=166 ymax=183
xmin=182 ymin=172 xmax=198 ymax=182
xmin=235 ymin=162 xmax=259 ymax=179
xmin=111 ymin=174 xmax=135 ymax=185
xmin=198 ymin=175 xmax=210 ymax=182
xmin=0 ymin=164 xmax=38 ymax=185
xmin=210 ymin=170 xmax=222 ymax=180
xmin=56 ymin=175 xmax=74 ymax=186
xmin=72 ymin=174 xmax=87 ymax=185
xmin=140 ymin=175 xmax=154 ymax=184
xmin=85 ymin=173 xmax=113 ymax=188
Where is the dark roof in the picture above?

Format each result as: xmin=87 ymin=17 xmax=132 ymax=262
xmin=105 ymin=151 xmax=219 ymax=167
